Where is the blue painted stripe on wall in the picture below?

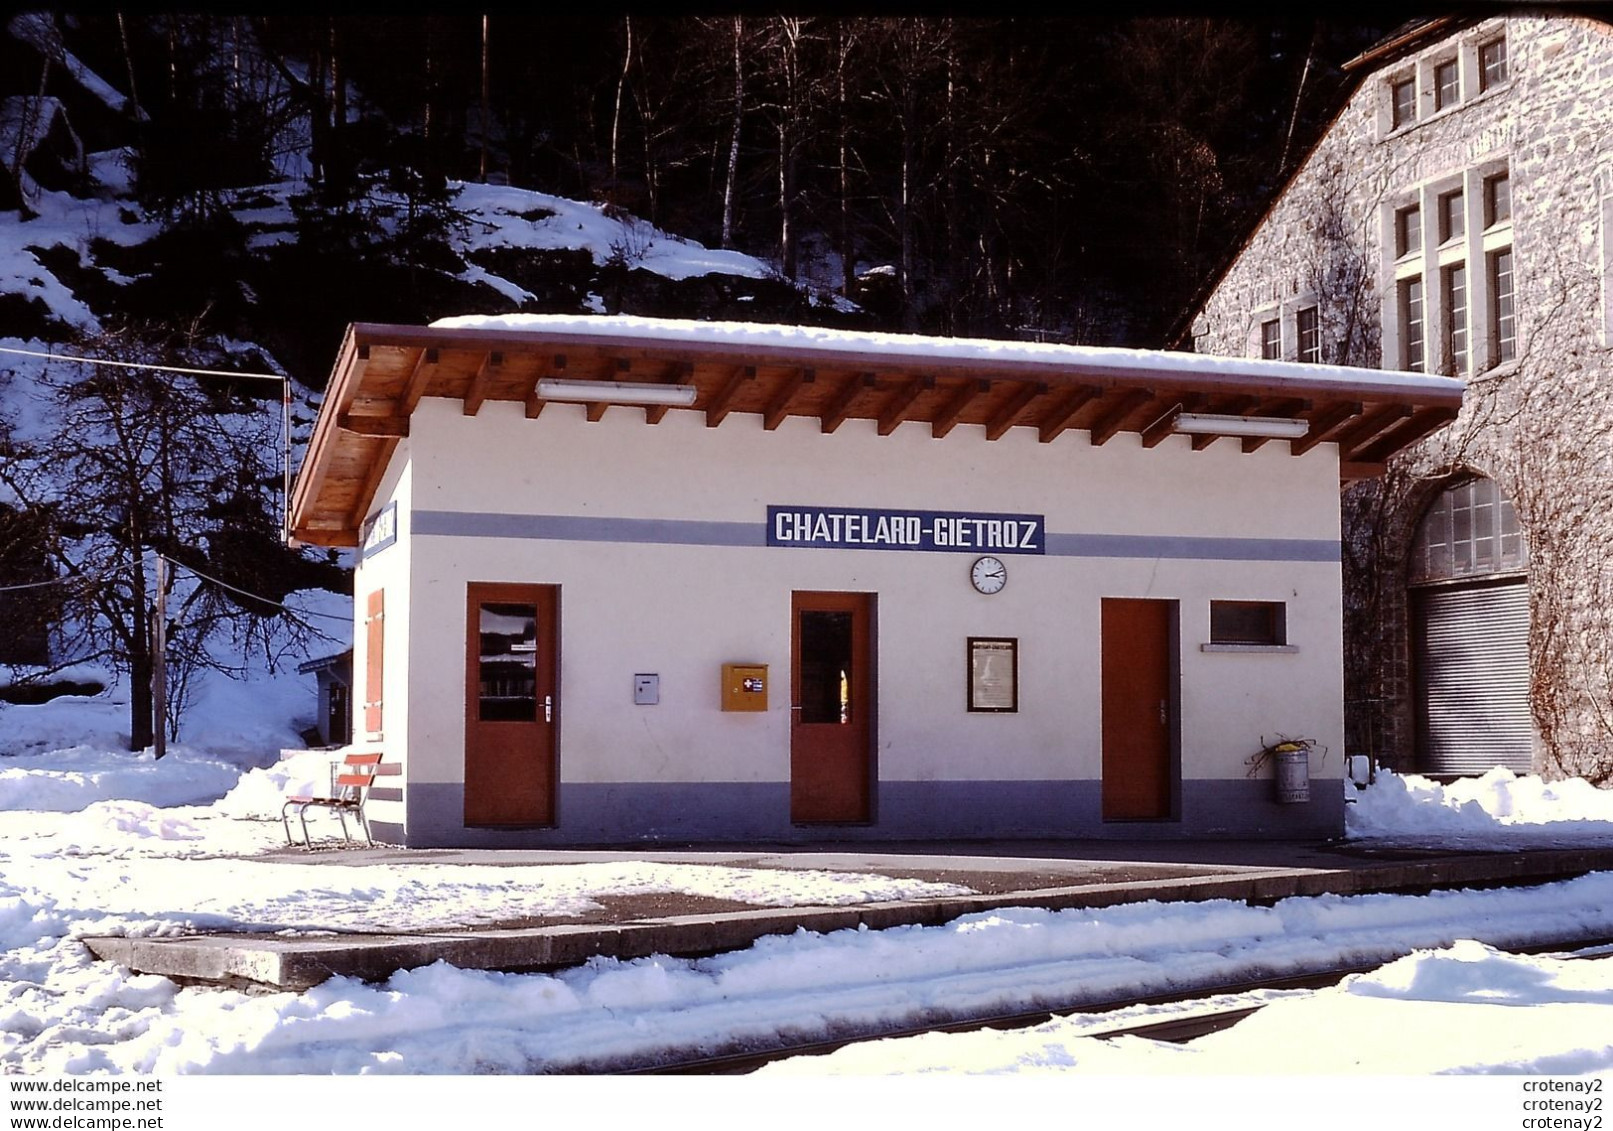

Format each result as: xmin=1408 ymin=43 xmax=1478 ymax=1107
xmin=398 ymin=778 xmax=1345 ymax=847
xmin=1044 ymin=532 xmax=1341 ymax=563
xmin=413 ymin=510 xmax=1340 ymax=563
xmin=414 ymin=510 xmax=765 ymax=547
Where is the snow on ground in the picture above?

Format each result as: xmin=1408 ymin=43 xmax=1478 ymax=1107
xmin=760 ymin=940 xmax=1613 ymax=1076
xmin=452 ymin=183 xmax=775 ymax=283
xmin=1347 ymin=766 xmax=1613 ymax=844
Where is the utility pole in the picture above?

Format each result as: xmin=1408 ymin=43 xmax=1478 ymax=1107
xmin=152 ymin=554 xmax=167 ymax=760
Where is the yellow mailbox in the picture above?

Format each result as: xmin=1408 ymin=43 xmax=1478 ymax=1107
xmin=722 ymin=663 xmax=769 ymax=711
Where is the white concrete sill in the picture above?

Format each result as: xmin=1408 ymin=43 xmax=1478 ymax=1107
xmin=1199 ymin=643 xmax=1300 ymax=654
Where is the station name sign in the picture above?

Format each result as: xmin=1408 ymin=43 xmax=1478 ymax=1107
xmin=767 ymin=505 xmax=1045 ymax=554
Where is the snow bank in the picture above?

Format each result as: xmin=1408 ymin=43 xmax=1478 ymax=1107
xmin=0 ymin=745 xmax=250 ymax=812
xmin=760 ymin=940 xmax=1613 ymax=1076
xmin=1348 ymin=767 xmax=1613 ymax=842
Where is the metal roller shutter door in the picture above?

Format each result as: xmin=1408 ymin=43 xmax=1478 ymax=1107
xmin=1415 ymin=580 xmax=1533 ymax=775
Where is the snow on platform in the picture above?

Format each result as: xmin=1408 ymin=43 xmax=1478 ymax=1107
xmin=83 ymin=843 xmax=1613 ymax=991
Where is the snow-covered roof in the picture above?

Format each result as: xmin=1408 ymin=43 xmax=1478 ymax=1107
xmin=434 ymin=314 xmax=1464 ymax=401
xmin=290 ymin=315 xmax=1463 ymax=547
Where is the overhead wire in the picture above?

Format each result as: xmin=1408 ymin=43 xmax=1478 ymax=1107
xmin=0 ymin=344 xmax=302 ymax=539
xmin=0 ymin=575 xmax=85 ymax=593
xmin=160 ymin=554 xmax=351 ymax=624
xmin=0 ymin=344 xmax=287 ymax=383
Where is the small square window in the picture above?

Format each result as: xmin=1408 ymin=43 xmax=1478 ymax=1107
xmin=1485 ymin=172 xmax=1511 ymax=227
xmin=1395 ymin=204 xmax=1421 ymax=258
xmin=1438 ymin=190 xmax=1464 ymax=243
xmin=1391 ymin=78 xmax=1416 ymax=129
xmin=1479 ymin=37 xmax=1508 ymax=90
xmin=1210 ymin=601 xmax=1286 ymax=646
xmin=1260 ymin=319 xmax=1281 ymax=360
xmin=1296 ymin=307 xmax=1321 ymax=364
xmin=1434 ymin=59 xmax=1460 ymax=110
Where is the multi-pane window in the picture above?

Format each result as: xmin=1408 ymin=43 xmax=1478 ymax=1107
xmin=1260 ymin=319 xmax=1281 ymax=360
xmin=1490 ymin=248 xmax=1516 ymax=363
xmin=1434 ymin=59 xmax=1460 ymax=110
xmin=1438 ymin=190 xmax=1465 ymax=243
xmin=1411 ymin=476 xmax=1526 ymax=583
xmin=1485 ymin=172 xmax=1511 ymax=227
xmin=1479 ymin=37 xmax=1509 ymax=90
xmin=1400 ymin=276 xmax=1425 ymax=372
xmin=1391 ymin=78 xmax=1416 ymax=129
xmin=1297 ymin=306 xmax=1321 ymax=363
xmin=1444 ymin=263 xmax=1468 ymax=375
xmin=1395 ymin=204 xmax=1422 ymax=258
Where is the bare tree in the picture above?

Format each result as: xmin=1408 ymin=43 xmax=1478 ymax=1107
xmin=0 ymin=330 xmax=315 ymax=751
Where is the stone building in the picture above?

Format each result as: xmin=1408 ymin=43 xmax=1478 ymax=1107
xmin=1187 ymin=14 xmax=1613 ymax=781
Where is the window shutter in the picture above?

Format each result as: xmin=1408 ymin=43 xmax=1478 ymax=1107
xmin=365 ymin=589 xmax=384 ymax=735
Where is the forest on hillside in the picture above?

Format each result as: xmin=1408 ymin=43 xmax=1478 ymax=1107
xmin=3 ymin=13 xmax=1388 ymax=349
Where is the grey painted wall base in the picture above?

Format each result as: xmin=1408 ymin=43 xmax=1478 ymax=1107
xmin=391 ymin=778 xmax=1344 ymax=848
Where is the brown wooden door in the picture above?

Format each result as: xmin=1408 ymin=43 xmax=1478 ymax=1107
xmin=1101 ymin=598 xmax=1175 ymax=820
xmin=465 ymin=583 xmax=558 ymax=826
xmin=791 ymin=591 xmax=874 ymax=823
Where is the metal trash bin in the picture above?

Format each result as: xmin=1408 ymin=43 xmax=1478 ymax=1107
xmin=1274 ymin=748 xmax=1310 ymax=803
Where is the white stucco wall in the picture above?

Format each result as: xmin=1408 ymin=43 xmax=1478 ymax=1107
xmin=351 ymin=445 xmax=412 ymax=833
xmin=369 ymin=394 xmax=1345 ymax=842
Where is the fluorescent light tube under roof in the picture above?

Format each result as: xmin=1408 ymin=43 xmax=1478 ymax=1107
xmin=534 ymin=378 xmax=698 ymax=407
xmin=1172 ymin=412 xmax=1311 ymax=440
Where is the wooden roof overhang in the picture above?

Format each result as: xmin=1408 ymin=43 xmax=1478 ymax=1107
xmin=289 ymin=321 xmax=1465 ymax=547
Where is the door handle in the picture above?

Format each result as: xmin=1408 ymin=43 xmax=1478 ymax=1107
xmin=544 ymin=695 xmax=553 ymax=723
xmin=1159 ymin=700 xmax=1167 ymax=727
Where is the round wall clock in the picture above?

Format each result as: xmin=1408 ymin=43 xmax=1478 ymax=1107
xmin=970 ymin=555 xmax=1007 ymax=594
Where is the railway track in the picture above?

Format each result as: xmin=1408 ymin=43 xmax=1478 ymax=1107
xmin=629 ymin=934 xmax=1613 ymax=1075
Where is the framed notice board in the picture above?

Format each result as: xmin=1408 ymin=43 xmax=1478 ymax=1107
xmin=967 ymin=637 xmax=1018 ymax=713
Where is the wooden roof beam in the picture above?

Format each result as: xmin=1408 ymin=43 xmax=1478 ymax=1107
xmin=1348 ymin=406 xmax=1460 ymax=464
xmin=1211 ymin=394 xmax=1257 ymax=416
xmin=878 ymin=376 xmax=934 ymax=436
xmin=397 ymin=348 xmax=440 ymax=416
xmin=1327 ymin=403 xmax=1414 ymax=457
xmin=582 ymin=357 xmax=634 ymax=422
xmin=1140 ymin=394 xmax=1205 ymax=449
xmin=763 ymin=369 xmax=814 ymax=431
xmin=1290 ymin=401 xmax=1363 ymax=456
xmin=462 ymin=351 xmax=503 ymax=417
xmin=821 ymin=372 xmax=876 ymax=434
xmin=1340 ymin=461 xmax=1390 ymax=480
xmin=1038 ymin=385 xmax=1102 ymax=444
xmin=524 ymin=354 xmax=566 ymax=419
xmin=345 ymin=438 xmax=401 ymax=531
xmin=645 ymin=362 xmax=695 ymax=425
xmin=291 ymin=523 xmax=359 ymax=548
xmin=984 ymin=382 xmax=1046 ymax=441
xmin=706 ymin=366 xmax=755 ymax=428
xmin=338 ymin=413 xmax=409 ymax=438
xmin=1089 ymin=388 xmax=1154 ymax=446
xmin=932 ymin=380 xmax=989 ymax=439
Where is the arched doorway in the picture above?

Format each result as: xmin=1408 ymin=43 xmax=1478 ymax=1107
xmin=1409 ymin=476 xmax=1532 ymax=775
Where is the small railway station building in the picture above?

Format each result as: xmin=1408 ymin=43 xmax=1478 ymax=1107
xmin=288 ymin=315 xmax=1462 ymax=847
